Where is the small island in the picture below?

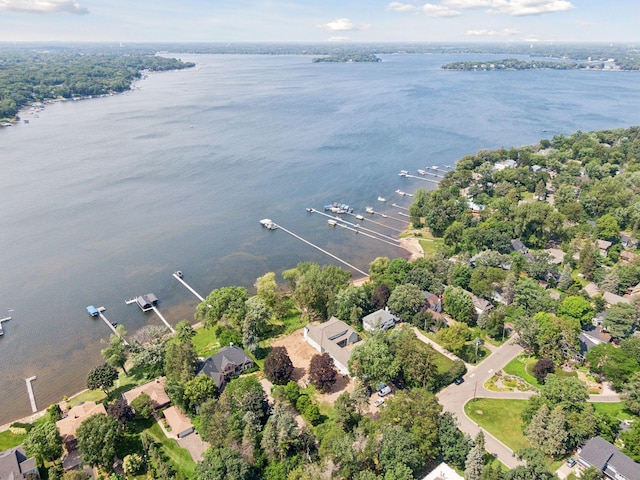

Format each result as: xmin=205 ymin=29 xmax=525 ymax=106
xmin=312 ymin=53 xmax=381 ymax=63
xmin=442 ymin=58 xmax=587 ymax=71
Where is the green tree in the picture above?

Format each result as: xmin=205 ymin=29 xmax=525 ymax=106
xmin=603 ymin=303 xmax=637 ymax=338
xmin=513 ymin=276 xmax=555 ymax=316
xmin=436 ymin=322 xmax=471 ymax=356
xmin=130 ymin=393 xmax=154 ymax=419
xmin=164 ymin=339 xmax=197 ymax=383
xmin=545 ymin=406 xmax=568 ymax=458
xmin=505 ymin=448 xmax=555 ymax=480
xmin=438 ymin=412 xmax=471 ymax=469
xmin=379 ymin=425 xmax=424 ymax=477
xmin=443 ymin=286 xmax=476 ymax=324
xmin=23 ymin=420 xmax=63 ymax=465
xmin=586 ymin=343 xmax=639 ymax=390
xmin=622 ymin=420 xmax=640 ymax=461
xmin=525 ymin=403 xmax=549 ymax=452
xmin=557 ymin=264 xmax=573 ymax=291
xmin=184 ymin=374 xmax=218 ymax=411
xmin=465 ymin=431 xmax=485 ymax=480
xmin=122 ymin=453 xmax=144 ymax=476
xmin=557 ymin=295 xmax=594 ymax=327
xmin=596 ymin=213 xmax=621 ymax=241
xmin=387 ymin=283 xmax=425 ymax=323
xmin=195 ymin=446 xmax=253 ymax=480
xmin=101 ymin=326 xmax=128 ymax=375
xmin=335 ymin=285 xmax=367 ymax=325
xmin=621 ymin=372 xmax=640 ymax=415
xmin=106 ymin=399 xmax=133 ymax=429
xmin=196 ymin=286 xmax=249 ymax=328
xmin=348 ymin=332 xmax=399 ymax=385
xmin=255 ymin=271 xmax=283 ymax=315
xmin=579 ymin=241 xmax=599 ymax=281
xmin=260 ymin=403 xmax=300 ymax=462
xmin=389 ymin=326 xmax=438 ymax=389
xmin=86 ymin=363 xmax=118 ymax=395
xmin=174 ymin=320 xmax=195 ymax=343
xmin=76 ymin=414 xmax=120 ymax=472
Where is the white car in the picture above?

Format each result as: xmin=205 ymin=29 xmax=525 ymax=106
xmin=374 ymin=398 xmax=385 ymax=407
xmin=378 ymin=385 xmax=392 ymax=397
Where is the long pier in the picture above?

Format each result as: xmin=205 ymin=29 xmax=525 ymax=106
xmin=97 ymin=308 xmax=129 ymax=346
xmin=392 ymin=203 xmax=409 ymax=211
xmin=172 ymin=272 xmax=205 ymax=302
xmin=308 ymin=209 xmax=400 ymax=245
xmin=0 ymin=316 xmax=10 ymax=336
xmin=346 ymin=212 xmax=403 ymax=233
xmin=399 ymin=172 xmax=440 ymax=184
xmin=266 ymin=221 xmax=368 ymax=277
xmin=25 ymin=376 xmax=37 ymax=413
xmin=151 ymin=306 xmax=175 ymax=334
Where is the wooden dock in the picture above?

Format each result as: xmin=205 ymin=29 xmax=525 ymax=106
xmin=0 ymin=316 xmax=10 ymax=336
xmin=265 ymin=220 xmax=368 ymax=277
xmin=151 ymin=305 xmax=175 ymax=334
xmin=307 ymin=209 xmax=400 ymax=246
xmin=392 ymin=203 xmax=409 ymax=211
xmin=97 ymin=308 xmax=129 ymax=346
xmin=172 ymin=272 xmax=205 ymax=302
xmin=399 ymin=171 xmax=440 ymax=183
xmin=25 ymin=376 xmax=37 ymax=413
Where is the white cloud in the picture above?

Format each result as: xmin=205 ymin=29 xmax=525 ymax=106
xmin=318 ymin=18 xmax=356 ymax=32
xmin=387 ymin=2 xmax=460 ymax=17
xmin=443 ymin=0 xmax=575 ymax=16
xmin=0 ymin=0 xmax=88 ymax=14
xmin=328 ymin=36 xmax=351 ymax=42
xmin=466 ymin=27 xmax=520 ymax=36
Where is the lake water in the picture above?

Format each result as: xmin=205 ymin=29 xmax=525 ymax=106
xmin=0 ymin=53 xmax=638 ymax=425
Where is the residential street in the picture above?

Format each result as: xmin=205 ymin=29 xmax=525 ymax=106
xmin=431 ymin=333 xmax=621 ymax=469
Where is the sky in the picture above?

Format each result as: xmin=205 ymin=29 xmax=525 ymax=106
xmin=0 ymin=0 xmax=638 ymax=43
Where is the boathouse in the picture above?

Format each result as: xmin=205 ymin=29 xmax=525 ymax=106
xmin=136 ymin=293 xmax=158 ymax=312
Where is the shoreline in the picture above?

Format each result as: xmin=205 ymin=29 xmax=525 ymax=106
xmin=0 ymin=234 xmax=423 ymax=434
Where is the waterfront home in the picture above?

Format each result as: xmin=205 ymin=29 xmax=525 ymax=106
xmin=304 ymin=317 xmax=360 ymax=375
xmin=197 ymin=345 xmax=254 ymax=390
xmin=56 ymin=401 xmax=107 ymax=452
xmin=122 ymin=376 xmax=170 ymax=411
xmin=421 ymin=462 xmax=464 ymax=480
xmin=578 ymin=436 xmax=640 ymax=480
xmin=0 ymin=446 xmax=39 ymax=479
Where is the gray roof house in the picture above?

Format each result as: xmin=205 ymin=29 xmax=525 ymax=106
xmin=304 ymin=317 xmax=360 ymax=375
xmin=197 ymin=345 xmax=254 ymax=389
xmin=510 ymin=239 xmax=528 ymax=255
xmin=362 ymin=309 xmax=398 ymax=333
xmin=0 ymin=446 xmax=39 ymax=479
xmin=423 ymin=291 xmax=442 ymax=313
xmin=578 ymin=436 xmax=640 ymax=480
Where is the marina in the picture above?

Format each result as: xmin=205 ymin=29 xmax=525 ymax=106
xmin=398 ymin=170 xmax=440 ymax=184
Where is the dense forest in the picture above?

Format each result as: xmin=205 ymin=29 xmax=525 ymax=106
xmin=0 ymin=49 xmax=194 ymax=120
xmin=312 ymin=53 xmax=381 ymax=63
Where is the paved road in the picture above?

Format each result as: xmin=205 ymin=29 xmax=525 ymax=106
xmin=436 ymin=336 xmax=527 ymax=469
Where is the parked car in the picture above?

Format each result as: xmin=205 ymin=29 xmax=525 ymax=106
xmin=374 ymin=398 xmax=385 ymax=407
xmin=377 ymin=383 xmax=392 ymax=396
xmin=566 ymin=458 xmax=576 ymax=467
xmin=454 ymin=377 xmax=464 ymax=385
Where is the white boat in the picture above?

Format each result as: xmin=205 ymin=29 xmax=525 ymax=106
xmin=327 ymin=219 xmax=337 ymax=226
xmin=378 ymin=196 xmax=386 ymax=202
xmin=260 ymin=219 xmax=277 ymax=230
xmin=417 ymin=169 xmax=427 ymax=175
xmin=355 ymin=214 xmax=364 ymax=220
xmin=365 ymin=207 xmax=374 ymax=214
xmin=398 ymin=170 xmax=408 ymax=177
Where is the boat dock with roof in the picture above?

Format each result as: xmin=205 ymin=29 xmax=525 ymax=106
xmin=0 ymin=316 xmax=11 ymax=336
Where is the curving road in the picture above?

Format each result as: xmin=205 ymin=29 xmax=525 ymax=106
xmin=431 ymin=334 xmax=621 ymax=469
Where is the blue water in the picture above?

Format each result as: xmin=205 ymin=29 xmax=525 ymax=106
xmin=0 ymin=53 xmax=638 ymax=424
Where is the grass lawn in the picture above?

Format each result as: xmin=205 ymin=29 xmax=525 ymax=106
xmin=592 ymin=402 xmax=639 ymax=422
xmin=68 ymin=388 xmax=106 ymax=406
xmin=192 ymin=326 xmax=221 ymax=358
xmin=419 ymin=236 xmax=445 ymax=257
xmin=0 ymin=429 xmax=26 ymax=450
xmin=503 ymin=356 xmax=541 ymax=389
xmin=145 ymin=421 xmax=197 ymax=478
xmin=465 ymin=398 xmax=530 ymax=452
xmin=433 ymin=349 xmax=455 ymax=374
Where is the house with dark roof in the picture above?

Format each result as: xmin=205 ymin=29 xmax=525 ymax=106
xmin=197 ymin=345 xmax=254 ymax=389
xmin=362 ymin=309 xmax=398 ymax=333
xmin=304 ymin=317 xmax=360 ymax=375
xmin=0 ymin=446 xmax=39 ymax=479
xmin=578 ymin=436 xmax=640 ymax=480
xmin=510 ymin=239 xmax=528 ymax=255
